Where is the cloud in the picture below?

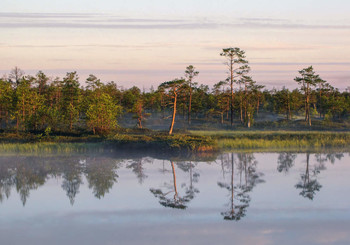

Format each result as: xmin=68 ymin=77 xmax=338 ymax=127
xmin=240 ymin=17 xmax=289 ymax=23
xmin=0 ymin=12 xmax=185 ymax=23
xmin=236 ymin=22 xmax=350 ymax=30
xmin=0 ymin=22 xmax=218 ymax=29
xmin=0 ymin=43 xmax=178 ymax=49
xmin=201 ymin=43 xmax=327 ymax=52
xmin=0 ymin=12 xmax=194 ymax=29
xmin=173 ymin=61 xmax=350 ymax=67
xmin=0 ymin=12 xmax=96 ymax=19
xmin=0 ymin=12 xmax=349 ymax=30
xmin=253 ymin=62 xmax=350 ymax=66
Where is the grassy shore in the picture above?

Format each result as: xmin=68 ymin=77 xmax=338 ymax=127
xmin=191 ymin=130 xmax=350 ymax=150
xmin=0 ymin=130 xmax=349 ymax=154
xmin=0 ymin=130 xmax=217 ymax=154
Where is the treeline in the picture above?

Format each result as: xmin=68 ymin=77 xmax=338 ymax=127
xmin=1 ymin=48 xmax=349 ymax=135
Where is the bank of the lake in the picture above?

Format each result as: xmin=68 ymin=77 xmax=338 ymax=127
xmin=0 ymin=130 xmax=350 ymax=154
xmin=0 ymin=131 xmax=217 ymax=154
xmin=191 ymin=130 xmax=350 ymax=151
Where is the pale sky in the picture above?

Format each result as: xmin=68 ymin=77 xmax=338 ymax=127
xmin=1 ymin=0 xmax=349 ymax=89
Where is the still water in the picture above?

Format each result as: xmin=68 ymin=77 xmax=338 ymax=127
xmin=0 ymin=150 xmax=349 ymax=245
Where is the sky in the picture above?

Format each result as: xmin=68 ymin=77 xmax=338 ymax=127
xmin=1 ymin=0 xmax=349 ymax=90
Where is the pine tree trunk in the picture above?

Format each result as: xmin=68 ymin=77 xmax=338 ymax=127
xmin=306 ymin=83 xmax=311 ymax=126
xmin=230 ymin=82 xmax=234 ymax=127
xmin=169 ymin=93 xmax=177 ymax=135
xmin=171 ymin=161 xmax=178 ymax=199
xmin=247 ymin=112 xmax=251 ymax=128
xmin=240 ymin=96 xmax=243 ymax=123
xmin=188 ymin=86 xmax=192 ymax=125
xmin=16 ymin=115 xmax=19 ymax=134
xmin=230 ymin=59 xmax=234 ymax=127
xmin=230 ymin=153 xmax=234 ymax=216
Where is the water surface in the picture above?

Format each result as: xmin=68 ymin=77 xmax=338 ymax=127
xmin=0 ymin=150 xmax=349 ymax=245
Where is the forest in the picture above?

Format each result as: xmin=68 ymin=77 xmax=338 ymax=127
xmin=0 ymin=48 xmax=349 ymax=138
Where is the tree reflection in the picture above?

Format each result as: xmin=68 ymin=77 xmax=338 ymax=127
xmin=295 ymin=153 xmax=324 ymax=200
xmin=0 ymin=155 xmax=121 ymax=205
xmin=0 ymin=151 xmax=345 ymax=208
xmin=218 ymin=153 xmax=264 ymax=221
xmin=15 ymin=159 xmax=48 ymax=206
xmin=61 ymin=159 xmax=83 ymax=205
xmin=85 ymin=158 xmax=120 ymax=199
xmin=150 ymin=161 xmax=195 ymax=209
xmin=127 ymin=158 xmax=150 ymax=184
xmin=320 ymin=153 xmax=344 ymax=164
xmin=277 ymin=153 xmax=297 ymax=174
xmin=0 ymin=157 xmax=61 ymax=205
xmin=0 ymin=166 xmax=15 ymax=202
xmin=177 ymin=161 xmax=200 ymax=203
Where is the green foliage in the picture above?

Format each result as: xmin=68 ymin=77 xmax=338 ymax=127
xmin=61 ymin=72 xmax=81 ymax=131
xmin=44 ymin=127 xmax=51 ymax=137
xmin=0 ymin=78 xmax=13 ymax=128
xmin=0 ymin=63 xmax=349 ymax=137
xmin=121 ymin=86 xmax=141 ymax=110
xmin=86 ymin=93 xmax=121 ymax=135
xmin=130 ymin=98 xmax=151 ymax=128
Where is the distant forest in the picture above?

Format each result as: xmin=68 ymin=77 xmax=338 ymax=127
xmin=1 ymin=48 xmax=349 ymax=135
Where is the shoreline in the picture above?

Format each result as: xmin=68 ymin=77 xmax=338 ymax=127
xmin=0 ymin=130 xmax=349 ymax=154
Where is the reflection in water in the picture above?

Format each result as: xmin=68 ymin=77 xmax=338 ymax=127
xmin=1 ymin=151 xmax=350 ymax=245
xmin=218 ymin=153 xmax=264 ymax=221
xmin=61 ymin=159 xmax=83 ymax=205
xmin=276 ymin=152 xmax=344 ymax=200
xmin=296 ymin=153 xmax=343 ymax=200
xmin=0 ymin=151 xmax=347 ymax=213
xmin=0 ymin=156 xmax=121 ymax=205
xmin=277 ymin=153 xmax=297 ymax=174
xmin=85 ymin=158 xmax=120 ymax=199
xmin=177 ymin=161 xmax=200 ymax=203
xmin=295 ymin=153 xmax=327 ymax=200
xmin=150 ymin=161 xmax=197 ymax=209
xmin=127 ymin=158 xmax=151 ymax=184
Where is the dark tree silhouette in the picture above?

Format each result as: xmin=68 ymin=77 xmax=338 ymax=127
xmin=158 ymin=79 xmax=186 ymax=135
xmin=184 ymin=65 xmax=199 ymax=125
xmin=220 ymin=48 xmax=250 ymax=127
xmin=85 ymin=158 xmax=120 ymax=199
xmin=277 ymin=153 xmax=297 ymax=174
xmin=150 ymin=161 xmax=195 ymax=209
xmin=127 ymin=158 xmax=150 ymax=184
xmin=218 ymin=153 xmax=264 ymax=221
xmin=295 ymin=153 xmax=324 ymax=200
xmin=61 ymin=160 xmax=83 ymax=205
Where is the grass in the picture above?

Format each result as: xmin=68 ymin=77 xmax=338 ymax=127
xmin=191 ymin=130 xmax=350 ymax=150
xmin=0 ymin=130 xmax=217 ymax=154
xmin=109 ymin=132 xmax=217 ymax=152
xmin=0 ymin=129 xmax=349 ymax=154
xmin=0 ymin=142 xmax=108 ymax=155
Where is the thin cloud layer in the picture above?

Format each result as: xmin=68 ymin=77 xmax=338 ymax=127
xmin=1 ymin=11 xmax=349 ymax=89
xmin=1 ymin=12 xmax=349 ymax=30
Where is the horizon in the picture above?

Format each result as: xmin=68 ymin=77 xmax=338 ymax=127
xmin=1 ymin=0 xmax=349 ymax=90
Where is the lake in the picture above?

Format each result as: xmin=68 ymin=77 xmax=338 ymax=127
xmin=0 ymin=149 xmax=349 ymax=245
